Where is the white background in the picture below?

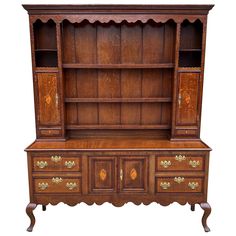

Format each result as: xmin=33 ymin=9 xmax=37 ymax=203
xmin=0 ymin=0 xmax=235 ymax=235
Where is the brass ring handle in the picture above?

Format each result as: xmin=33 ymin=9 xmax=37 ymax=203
xmin=52 ymin=177 xmax=63 ymax=184
xmin=66 ymin=182 xmax=77 ymax=190
xmin=175 ymin=155 xmax=186 ymax=162
xmin=38 ymin=182 xmax=48 ymax=190
xmin=51 ymin=155 xmax=62 ymax=163
xmin=64 ymin=161 xmax=75 ymax=169
xmin=160 ymin=160 xmax=171 ymax=168
xmin=189 ymin=160 xmax=200 ymax=168
xmin=160 ymin=182 xmax=170 ymax=190
xmin=36 ymin=161 xmax=48 ymax=169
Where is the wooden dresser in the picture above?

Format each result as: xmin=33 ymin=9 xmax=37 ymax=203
xmin=23 ymin=4 xmax=214 ymax=232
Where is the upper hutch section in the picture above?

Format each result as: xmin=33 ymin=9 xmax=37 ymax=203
xmin=23 ymin=5 xmax=213 ymax=140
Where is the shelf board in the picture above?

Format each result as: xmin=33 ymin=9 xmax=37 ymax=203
xmin=62 ymin=63 xmax=174 ymax=69
xmin=66 ymin=125 xmax=171 ymax=130
xmin=65 ymin=97 xmax=172 ymax=103
xmin=35 ymin=49 xmax=57 ymax=52
xmin=179 ymin=48 xmax=201 ymax=52
xmin=178 ymin=67 xmax=201 ymax=72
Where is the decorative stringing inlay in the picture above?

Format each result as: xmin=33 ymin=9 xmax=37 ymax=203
xmin=130 ymin=168 xmax=138 ymax=180
xmin=99 ymin=169 xmax=107 ymax=181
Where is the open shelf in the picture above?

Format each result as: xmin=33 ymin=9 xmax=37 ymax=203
xmin=179 ymin=20 xmax=202 ymax=68
xmin=33 ymin=19 xmax=58 ymax=67
xmin=179 ymin=51 xmax=201 ymax=67
xmin=63 ymin=63 xmax=174 ymax=69
xmin=35 ymin=51 xmax=58 ymax=67
xmin=65 ymin=98 xmax=172 ymax=103
xmin=66 ymin=124 xmax=171 ymax=130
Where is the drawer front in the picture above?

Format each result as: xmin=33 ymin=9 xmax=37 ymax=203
xmin=33 ymin=155 xmax=81 ymax=172
xmin=34 ymin=177 xmax=81 ymax=193
xmin=157 ymin=154 xmax=204 ymax=171
xmin=156 ymin=177 xmax=203 ymax=193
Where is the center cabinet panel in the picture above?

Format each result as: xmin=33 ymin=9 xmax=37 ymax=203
xmin=89 ymin=156 xmax=117 ymax=193
xmin=119 ymin=156 xmax=148 ymax=193
xmin=88 ymin=156 xmax=148 ymax=194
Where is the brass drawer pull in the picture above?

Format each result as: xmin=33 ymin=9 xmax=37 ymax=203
xmin=52 ymin=177 xmax=63 ymax=184
xmin=175 ymin=155 xmax=186 ymax=162
xmin=160 ymin=182 xmax=170 ymax=190
xmin=38 ymin=182 xmax=48 ymax=190
xmin=160 ymin=160 xmax=171 ymax=168
xmin=51 ymin=155 xmax=62 ymax=163
xmin=174 ymin=177 xmax=185 ymax=184
xmin=188 ymin=182 xmax=199 ymax=190
xmin=36 ymin=161 xmax=48 ymax=169
xmin=66 ymin=182 xmax=77 ymax=190
xmin=65 ymin=161 xmax=75 ymax=169
xmin=189 ymin=160 xmax=200 ymax=168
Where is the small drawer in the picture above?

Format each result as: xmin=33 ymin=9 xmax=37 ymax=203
xmin=156 ymin=177 xmax=203 ymax=193
xmin=33 ymin=155 xmax=81 ymax=172
xmin=34 ymin=177 xmax=81 ymax=193
xmin=157 ymin=154 xmax=204 ymax=171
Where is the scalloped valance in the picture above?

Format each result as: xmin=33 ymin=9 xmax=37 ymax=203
xmin=29 ymin=15 xmax=206 ymax=24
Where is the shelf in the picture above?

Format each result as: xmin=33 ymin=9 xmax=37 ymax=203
xmin=66 ymin=125 xmax=171 ymax=130
xmin=62 ymin=63 xmax=174 ymax=69
xmin=179 ymin=48 xmax=201 ymax=52
xmin=65 ymin=98 xmax=172 ymax=103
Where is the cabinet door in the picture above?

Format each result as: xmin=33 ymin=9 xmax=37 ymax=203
xmin=89 ymin=157 xmax=117 ymax=193
xmin=36 ymin=72 xmax=61 ymax=126
xmin=119 ymin=157 xmax=148 ymax=193
xmin=175 ymin=72 xmax=200 ymax=137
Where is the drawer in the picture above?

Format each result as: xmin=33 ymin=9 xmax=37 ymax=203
xmin=156 ymin=154 xmax=204 ymax=171
xmin=34 ymin=177 xmax=81 ymax=193
xmin=33 ymin=155 xmax=81 ymax=172
xmin=156 ymin=177 xmax=203 ymax=193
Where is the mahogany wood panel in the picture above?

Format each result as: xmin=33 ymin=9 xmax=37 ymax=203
xmin=120 ymin=156 xmax=148 ymax=192
xmin=25 ymin=139 xmax=211 ymax=151
xmin=36 ymin=73 xmax=61 ymax=125
xmin=89 ymin=156 xmax=117 ymax=193
xmin=176 ymin=72 xmax=200 ymax=126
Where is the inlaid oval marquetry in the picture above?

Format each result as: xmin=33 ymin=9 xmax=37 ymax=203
xmin=184 ymin=94 xmax=191 ymax=104
xmin=45 ymin=94 xmax=52 ymax=105
xmin=99 ymin=169 xmax=107 ymax=181
xmin=130 ymin=168 xmax=137 ymax=180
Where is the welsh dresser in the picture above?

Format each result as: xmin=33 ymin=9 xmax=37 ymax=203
xmin=23 ymin=4 xmax=214 ymax=232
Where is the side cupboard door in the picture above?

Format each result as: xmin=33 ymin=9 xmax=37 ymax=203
xmin=174 ymin=72 xmax=201 ymax=138
xmin=35 ymin=72 xmax=62 ymax=138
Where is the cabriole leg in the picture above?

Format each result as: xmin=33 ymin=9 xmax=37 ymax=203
xmin=200 ymin=202 xmax=211 ymax=232
xmin=26 ymin=203 xmax=37 ymax=232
